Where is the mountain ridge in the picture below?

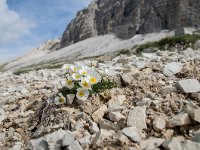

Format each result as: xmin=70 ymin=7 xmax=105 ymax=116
xmin=61 ymin=0 xmax=200 ymax=47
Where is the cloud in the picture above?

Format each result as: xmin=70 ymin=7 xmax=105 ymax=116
xmin=0 ymin=0 xmax=92 ymax=62
xmin=0 ymin=0 xmax=34 ymax=46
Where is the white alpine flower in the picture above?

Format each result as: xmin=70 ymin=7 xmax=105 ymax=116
xmin=76 ymin=88 xmax=89 ymax=101
xmin=54 ymin=94 xmax=66 ymax=105
xmin=79 ymin=66 xmax=90 ymax=76
xmin=62 ymin=64 xmax=71 ymax=70
xmin=70 ymin=65 xmax=79 ymax=73
xmin=79 ymin=79 xmax=91 ymax=89
xmin=86 ymin=71 xmax=101 ymax=84
xmin=65 ymin=77 xmax=75 ymax=89
xmin=72 ymin=73 xmax=82 ymax=81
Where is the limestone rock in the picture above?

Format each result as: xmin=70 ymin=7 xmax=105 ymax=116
xmin=93 ymin=129 xmax=114 ymax=148
xmin=162 ymin=139 xmax=182 ymax=150
xmin=108 ymin=111 xmax=126 ymax=122
xmin=168 ymin=112 xmax=192 ymax=127
xmin=66 ymin=94 xmax=75 ymax=105
xmin=153 ymin=117 xmax=166 ymax=132
xmin=121 ymin=73 xmax=134 ymax=86
xmin=183 ymin=103 xmax=200 ymax=123
xmin=62 ymin=132 xmax=74 ymax=146
xmin=191 ymin=93 xmax=200 ymax=100
xmin=89 ymin=122 xmax=99 ymax=134
xmin=122 ymin=127 xmax=143 ymax=142
xmin=140 ymin=138 xmax=165 ymax=150
xmin=92 ymin=105 xmax=107 ymax=123
xmin=28 ymin=137 xmax=48 ymax=150
xmin=0 ymin=108 xmax=6 ymax=124
xmin=163 ymin=62 xmax=182 ymax=76
xmin=175 ymin=79 xmax=200 ymax=93
xmin=67 ymin=141 xmax=83 ymax=150
xmin=127 ymin=107 xmax=147 ymax=130
xmin=191 ymin=132 xmax=200 ymax=143
xmin=182 ymin=140 xmax=200 ymax=150
xmin=194 ymin=40 xmax=200 ymax=50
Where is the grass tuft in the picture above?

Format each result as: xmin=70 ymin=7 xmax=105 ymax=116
xmin=137 ymin=34 xmax=200 ymax=52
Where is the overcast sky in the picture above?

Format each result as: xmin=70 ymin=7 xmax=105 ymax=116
xmin=0 ymin=0 xmax=91 ymax=62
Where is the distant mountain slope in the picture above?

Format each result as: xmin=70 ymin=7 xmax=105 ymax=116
xmin=4 ymin=31 xmax=174 ymax=72
xmin=61 ymin=0 xmax=200 ymax=47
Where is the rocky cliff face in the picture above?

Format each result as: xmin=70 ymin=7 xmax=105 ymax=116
xmin=61 ymin=0 xmax=200 ymax=47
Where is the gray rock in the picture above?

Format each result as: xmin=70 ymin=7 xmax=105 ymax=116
xmin=89 ymin=122 xmax=99 ymax=134
xmin=28 ymin=137 xmax=48 ymax=150
xmin=191 ymin=93 xmax=200 ymax=99
xmin=93 ymin=129 xmax=114 ymax=148
xmin=162 ymin=139 xmax=182 ymax=150
xmin=10 ymin=142 xmax=23 ymax=150
xmin=163 ymin=62 xmax=183 ymax=76
xmin=20 ymin=88 xmax=29 ymax=95
xmin=0 ymin=108 xmax=6 ymax=124
xmin=108 ymin=111 xmax=126 ymax=122
xmin=191 ymin=132 xmax=200 ymax=143
xmin=133 ymin=61 xmax=146 ymax=69
xmin=122 ymin=127 xmax=143 ymax=142
xmin=0 ymin=132 xmax=5 ymax=142
xmin=45 ymin=130 xmax=69 ymax=150
xmin=92 ymin=104 xmax=107 ymax=123
xmin=194 ymin=40 xmax=200 ymax=50
xmin=77 ymin=132 xmax=91 ymax=149
xmin=181 ymin=48 xmax=195 ymax=57
xmin=183 ymin=103 xmax=200 ymax=123
xmin=67 ymin=141 xmax=83 ymax=150
xmin=99 ymin=118 xmax=119 ymax=130
xmin=175 ymin=79 xmax=200 ymax=93
xmin=153 ymin=117 xmax=166 ymax=132
xmin=140 ymin=138 xmax=165 ymax=150
xmin=182 ymin=140 xmax=200 ymax=150
xmin=62 ymin=132 xmax=74 ymax=146
xmin=66 ymin=94 xmax=75 ymax=105
xmin=121 ymin=73 xmax=134 ymax=86
xmin=127 ymin=107 xmax=147 ymax=130
xmin=168 ymin=112 xmax=192 ymax=127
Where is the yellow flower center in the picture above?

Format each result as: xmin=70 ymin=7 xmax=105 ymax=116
xmin=78 ymin=91 xmax=85 ymax=97
xmin=73 ymin=68 xmax=77 ymax=72
xmin=82 ymin=81 xmax=89 ymax=88
xmin=67 ymin=80 xmax=72 ymax=85
xmin=90 ymin=77 xmax=97 ymax=84
xmin=59 ymin=97 xmax=65 ymax=103
xmin=82 ymin=71 xmax=87 ymax=75
xmin=75 ymin=75 xmax=80 ymax=79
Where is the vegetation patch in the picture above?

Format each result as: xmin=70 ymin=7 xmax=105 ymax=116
xmin=137 ymin=34 xmax=200 ymax=52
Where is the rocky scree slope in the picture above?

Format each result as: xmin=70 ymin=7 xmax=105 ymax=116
xmin=61 ymin=0 xmax=200 ymax=47
xmin=0 ymin=41 xmax=200 ymax=149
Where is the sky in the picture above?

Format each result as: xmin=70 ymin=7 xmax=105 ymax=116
xmin=0 ymin=0 xmax=92 ymax=62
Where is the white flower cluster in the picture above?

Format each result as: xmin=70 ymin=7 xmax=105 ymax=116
xmin=54 ymin=61 xmax=101 ymax=105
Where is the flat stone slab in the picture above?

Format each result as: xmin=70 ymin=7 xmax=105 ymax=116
xmin=167 ymin=112 xmax=192 ymax=127
xmin=163 ymin=62 xmax=182 ymax=77
xmin=162 ymin=139 xmax=182 ymax=150
xmin=122 ymin=127 xmax=143 ymax=142
xmin=175 ymin=79 xmax=200 ymax=93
